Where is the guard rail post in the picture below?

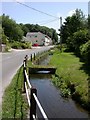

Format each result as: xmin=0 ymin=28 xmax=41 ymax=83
xmin=23 ymin=59 xmax=26 ymax=93
xmin=34 ymin=53 xmax=35 ymax=60
xmin=31 ymin=54 xmax=32 ymax=62
xmin=30 ymin=87 xmax=37 ymax=120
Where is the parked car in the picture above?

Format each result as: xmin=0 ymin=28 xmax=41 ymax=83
xmin=33 ymin=43 xmax=39 ymax=47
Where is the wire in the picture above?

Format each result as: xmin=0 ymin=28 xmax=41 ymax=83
xmin=40 ymin=18 xmax=59 ymax=25
xmin=16 ymin=1 xmax=59 ymax=19
xmin=36 ymin=18 xmax=59 ymax=24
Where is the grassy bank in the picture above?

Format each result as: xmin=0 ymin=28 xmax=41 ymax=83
xmin=49 ymin=48 xmax=89 ymax=110
xmin=2 ymin=67 xmax=28 ymax=118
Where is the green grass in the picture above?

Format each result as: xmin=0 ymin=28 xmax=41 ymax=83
xmin=49 ymin=48 xmax=89 ymax=110
xmin=2 ymin=67 xmax=28 ymax=118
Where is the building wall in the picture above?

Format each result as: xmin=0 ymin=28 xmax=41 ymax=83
xmin=26 ymin=32 xmax=52 ymax=46
xmin=26 ymin=32 xmax=45 ymax=46
xmin=44 ymin=37 xmax=50 ymax=46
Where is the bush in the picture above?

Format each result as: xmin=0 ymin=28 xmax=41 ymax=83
xmin=66 ymin=29 xmax=89 ymax=54
xmin=25 ymin=42 xmax=32 ymax=49
xmin=80 ymin=40 xmax=90 ymax=65
xmin=11 ymin=41 xmax=32 ymax=49
xmin=73 ymin=30 xmax=88 ymax=46
xmin=5 ymin=45 xmax=11 ymax=52
xmin=21 ymin=43 xmax=27 ymax=49
xmin=11 ymin=42 xmax=21 ymax=49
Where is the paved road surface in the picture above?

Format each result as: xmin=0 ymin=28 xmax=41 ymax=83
xmin=0 ymin=46 xmax=53 ymax=115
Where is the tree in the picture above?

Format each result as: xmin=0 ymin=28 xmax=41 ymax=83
xmin=51 ymin=28 xmax=58 ymax=44
xmin=88 ymin=15 xmax=90 ymax=34
xmin=80 ymin=40 xmax=90 ymax=65
xmin=60 ymin=9 xmax=86 ymax=44
xmin=19 ymin=23 xmax=29 ymax=36
xmin=72 ymin=29 xmax=89 ymax=54
xmin=2 ymin=14 xmax=23 ymax=42
xmin=0 ymin=25 xmax=8 ymax=44
xmin=1 ymin=14 xmax=58 ymax=44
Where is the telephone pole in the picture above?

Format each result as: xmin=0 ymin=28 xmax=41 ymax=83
xmin=60 ymin=17 xmax=62 ymax=51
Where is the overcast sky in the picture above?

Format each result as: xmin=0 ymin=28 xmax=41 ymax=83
xmin=0 ymin=0 xmax=89 ymax=32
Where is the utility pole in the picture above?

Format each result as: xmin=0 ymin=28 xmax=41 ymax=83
xmin=59 ymin=17 xmax=62 ymax=52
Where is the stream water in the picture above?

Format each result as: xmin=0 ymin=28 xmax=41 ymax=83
xmin=30 ymin=55 xmax=90 ymax=118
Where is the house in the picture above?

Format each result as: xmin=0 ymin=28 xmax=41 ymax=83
xmin=26 ymin=32 xmax=52 ymax=46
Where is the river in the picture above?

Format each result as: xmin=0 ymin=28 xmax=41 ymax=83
xmin=30 ymin=55 xmax=90 ymax=118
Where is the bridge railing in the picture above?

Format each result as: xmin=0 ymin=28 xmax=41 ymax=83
xmin=23 ymin=55 xmax=48 ymax=120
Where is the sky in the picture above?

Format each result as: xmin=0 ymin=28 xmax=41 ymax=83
xmin=0 ymin=0 xmax=89 ymax=33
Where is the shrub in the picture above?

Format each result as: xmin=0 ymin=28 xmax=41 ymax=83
xmin=21 ymin=43 xmax=27 ymax=49
xmin=72 ymin=29 xmax=89 ymax=55
xmin=5 ymin=45 xmax=11 ymax=52
xmin=66 ymin=29 xmax=89 ymax=54
xmin=11 ymin=42 xmax=21 ymax=49
xmin=80 ymin=40 xmax=90 ymax=65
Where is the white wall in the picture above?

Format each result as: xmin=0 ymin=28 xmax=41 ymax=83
xmin=26 ymin=32 xmax=52 ymax=46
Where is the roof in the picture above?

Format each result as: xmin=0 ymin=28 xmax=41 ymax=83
xmin=26 ymin=32 xmax=43 ymax=35
xmin=26 ymin=32 xmax=52 ymax=40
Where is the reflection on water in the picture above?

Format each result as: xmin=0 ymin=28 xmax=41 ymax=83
xmin=30 ymin=74 xmax=90 ymax=118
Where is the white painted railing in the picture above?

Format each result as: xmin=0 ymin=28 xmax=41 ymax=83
xmin=23 ymin=54 xmax=48 ymax=120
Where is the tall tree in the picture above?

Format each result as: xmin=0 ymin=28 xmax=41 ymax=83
xmin=19 ymin=23 xmax=29 ymax=36
xmin=60 ymin=9 xmax=86 ymax=44
xmin=2 ymin=14 xmax=24 ymax=42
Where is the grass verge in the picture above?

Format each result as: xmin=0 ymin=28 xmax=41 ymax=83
xmin=49 ymin=48 xmax=89 ymax=110
xmin=2 ymin=66 xmax=28 ymax=118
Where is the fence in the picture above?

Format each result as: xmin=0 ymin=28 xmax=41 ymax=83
xmin=23 ymin=54 xmax=48 ymax=120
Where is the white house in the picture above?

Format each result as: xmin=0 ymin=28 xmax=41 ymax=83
xmin=26 ymin=32 xmax=52 ymax=46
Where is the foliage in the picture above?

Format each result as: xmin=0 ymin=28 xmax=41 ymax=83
xmin=11 ymin=41 xmax=32 ymax=49
xmin=2 ymin=67 xmax=28 ymax=118
xmin=4 ymin=44 xmax=11 ymax=52
xmin=2 ymin=14 xmax=24 ymax=42
xmin=60 ymin=9 xmax=90 ymax=66
xmin=1 ymin=14 xmax=58 ymax=46
xmin=60 ymin=9 xmax=86 ymax=44
xmin=52 ymin=75 xmax=71 ymax=97
xmin=60 ymin=9 xmax=85 ymax=43
xmin=49 ymin=49 xmax=89 ymax=110
xmin=1 ymin=28 xmax=9 ymax=44
xmin=51 ymin=28 xmax=58 ymax=44
xmin=19 ymin=23 xmax=29 ymax=36
xmin=66 ymin=29 xmax=89 ymax=54
xmin=72 ymin=29 xmax=89 ymax=54
xmin=80 ymin=40 xmax=90 ymax=65
xmin=21 ymin=41 xmax=32 ymax=49
xmin=88 ymin=15 xmax=90 ymax=30
xmin=11 ymin=42 xmax=21 ymax=49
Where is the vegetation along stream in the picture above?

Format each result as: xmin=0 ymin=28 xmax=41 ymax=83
xmin=30 ymin=54 xmax=90 ymax=118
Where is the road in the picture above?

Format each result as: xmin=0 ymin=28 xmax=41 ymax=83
xmin=0 ymin=46 xmax=53 ymax=114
